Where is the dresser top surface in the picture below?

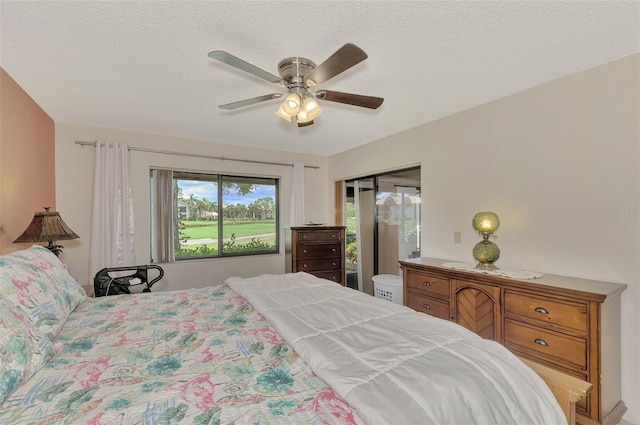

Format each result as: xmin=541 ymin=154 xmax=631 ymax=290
xmin=400 ymin=257 xmax=627 ymax=300
xmin=287 ymin=226 xmax=346 ymax=230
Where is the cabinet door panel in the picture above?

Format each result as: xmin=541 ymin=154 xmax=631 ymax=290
xmin=453 ymin=281 xmax=500 ymax=341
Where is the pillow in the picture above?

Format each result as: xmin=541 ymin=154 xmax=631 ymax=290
xmin=0 ymin=261 xmax=64 ymax=339
xmin=0 ymin=298 xmax=54 ymax=404
xmin=0 ymin=245 xmax=86 ymax=345
xmin=6 ymin=245 xmax=86 ymax=317
xmin=0 ymin=245 xmax=85 ymax=403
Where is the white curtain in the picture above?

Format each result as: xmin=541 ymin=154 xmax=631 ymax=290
xmin=88 ymin=141 xmax=135 ymax=278
xmin=150 ymin=169 xmax=175 ymax=263
xmin=289 ymin=162 xmax=305 ymax=226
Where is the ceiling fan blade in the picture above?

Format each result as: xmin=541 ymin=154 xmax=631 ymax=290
xmin=305 ymin=43 xmax=368 ymax=86
xmin=208 ymin=51 xmax=283 ymax=85
xmin=316 ymin=90 xmax=384 ymax=109
xmin=219 ymin=93 xmax=283 ymax=110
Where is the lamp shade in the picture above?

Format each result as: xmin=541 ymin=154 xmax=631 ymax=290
xmin=282 ymin=93 xmax=301 ymax=115
xmin=299 ymin=97 xmax=322 ymax=122
xmin=472 ymin=211 xmax=500 ymax=234
xmin=275 ymin=103 xmax=292 ymax=121
xmin=14 ymin=208 xmax=79 ymax=256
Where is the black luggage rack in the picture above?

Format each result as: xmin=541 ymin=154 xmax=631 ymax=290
xmin=93 ymin=265 xmax=164 ymax=297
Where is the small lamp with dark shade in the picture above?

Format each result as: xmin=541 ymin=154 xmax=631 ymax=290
xmin=13 ymin=207 xmax=79 ymax=257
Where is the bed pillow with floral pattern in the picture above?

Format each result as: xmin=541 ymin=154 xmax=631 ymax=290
xmin=0 ymin=246 xmax=86 ymax=403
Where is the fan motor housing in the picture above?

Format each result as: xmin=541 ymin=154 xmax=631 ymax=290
xmin=278 ymin=57 xmax=316 ymax=85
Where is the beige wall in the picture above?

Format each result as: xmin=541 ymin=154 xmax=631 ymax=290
xmin=0 ymin=68 xmax=55 ymax=254
xmin=55 ymin=123 xmax=329 ymax=290
xmin=328 ymin=54 xmax=640 ymax=423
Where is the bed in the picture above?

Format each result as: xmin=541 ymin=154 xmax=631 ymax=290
xmin=0 ymin=245 xmax=589 ymax=424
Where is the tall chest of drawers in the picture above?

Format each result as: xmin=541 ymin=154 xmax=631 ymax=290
xmin=285 ymin=226 xmax=346 ymax=285
xmin=400 ymin=257 xmax=627 ymax=425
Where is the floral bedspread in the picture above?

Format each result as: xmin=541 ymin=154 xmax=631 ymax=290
xmin=0 ymin=285 xmax=361 ymax=425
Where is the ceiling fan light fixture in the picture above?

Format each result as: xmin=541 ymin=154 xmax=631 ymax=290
xmin=297 ymin=110 xmax=311 ymax=123
xmin=275 ymin=103 xmax=292 ymax=121
xmin=283 ymin=93 xmax=301 ymax=115
xmin=301 ymin=97 xmax=322 ymax=121
xmin=210 ymin=43 xmax=384 ymax=127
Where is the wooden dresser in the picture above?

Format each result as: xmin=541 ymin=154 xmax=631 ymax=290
xmin=285 ymin=226 xmax=346 ymax=285
xmin=399 ymin=257 xmax=627 ymax=425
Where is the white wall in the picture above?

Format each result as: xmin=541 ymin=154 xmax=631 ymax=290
xmin=328 ymin=54 xmax=640 ymax=423
xmin=55 ymin=123 xmax=329 ymax=290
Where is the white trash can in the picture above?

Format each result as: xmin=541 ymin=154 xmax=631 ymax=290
xmin=373 ymin=274 xmax=403 ymax=305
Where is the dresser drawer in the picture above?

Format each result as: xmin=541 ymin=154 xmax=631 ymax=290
xmin=311 ymin=270 xmax=343 ymax=284
xmin=504 ymin=319 xmax=587 ymax=371
xmin=504 ymin=291 xmax=588 ymax=334
xmin=296 ymin=258 xmax=341 ymax=272
xmin=406 ymin=270 xmax=450 ymax=298
xmin=296 ymin=244 xmax=341 ymax=258
xmin=297 ymin=229 xmax=341 ymax=243
xmin=406 ymin=292 xmax=450 ymax=320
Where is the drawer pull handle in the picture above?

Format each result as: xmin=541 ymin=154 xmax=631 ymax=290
xmin=534 ymin=307 xmax=549 ymax=315
xmin=303 ymin=249 xmax=308 ymax=254
xmin=331 ymin=248 xmax=336 ymax=252
xmin=331 ymin=262 xmax=337 ymax=266
xmin=422 ymin=304 xmax=431 ymax=309
xmin=422 ymin=281 xmax=432 ymax=287
xmin=302 ymin=235 xmax=307 ymax=238
xmin=534 ymin=338 xmax=549 ymax=347
xmin=303 ymin=264 xmax=308 ymax=268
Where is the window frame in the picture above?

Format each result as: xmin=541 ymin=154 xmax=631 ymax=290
xmin=151 ymin=168 xmax=280 ymax=262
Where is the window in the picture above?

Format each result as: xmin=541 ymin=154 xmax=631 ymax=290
xmin=150 ymin=169 xmax=279 ymax=261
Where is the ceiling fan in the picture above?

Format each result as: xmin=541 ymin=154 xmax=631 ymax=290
xmin=208 ymin=43 xmax=384 ymax=127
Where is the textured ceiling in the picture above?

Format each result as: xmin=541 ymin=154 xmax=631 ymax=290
xmin=1 ymin=1 xmax=638 ymax=156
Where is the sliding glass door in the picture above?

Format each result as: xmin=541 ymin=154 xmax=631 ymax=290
xmin=345 ymin=178 xmax=375 ymax=293
xmin=376 ymin=170 xmax=421 ymax=274
xmin=344 ymin=167 xmax=420 ymax=295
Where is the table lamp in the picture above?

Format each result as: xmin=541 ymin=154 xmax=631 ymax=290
xmin=13 ymin=207 xmax=79 ymax=257
xmin=472 ymin=211 xmax=500 ymax=270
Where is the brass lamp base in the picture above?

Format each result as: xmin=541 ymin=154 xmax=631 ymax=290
xmin=475 ymin=261 xmax=499 ymax=271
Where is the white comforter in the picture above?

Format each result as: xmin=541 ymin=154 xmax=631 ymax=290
xmin=226 ymin=272 xmax=566 ymax=425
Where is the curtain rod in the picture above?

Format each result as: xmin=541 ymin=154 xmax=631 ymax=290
xmin=74 ymin=141 xmax=320 ymax=170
